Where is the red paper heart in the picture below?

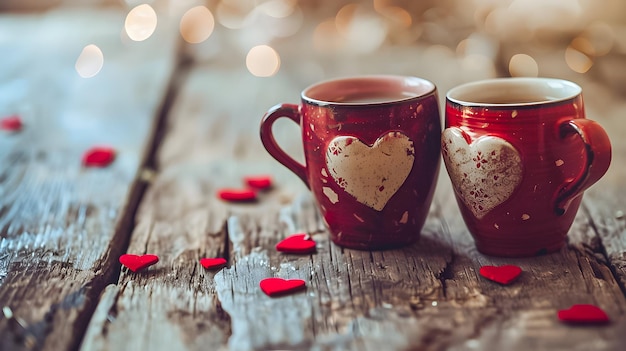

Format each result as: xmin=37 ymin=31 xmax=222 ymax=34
xmin=260 ymin=278 xmax=306 ymax=297
xmin=119 ymin=254 xmax=159 ymax=272
xmin=479 ymin=265 xmax=522 ymax=285
xmin=244 ymin=175 xmax=273 ymax=190
xmin=217 ymin=188 xmax=257 ymax=202
xmin=200 ymin=257 xmax=227 ymax=270
xmin=276 ymin=234 xmax=316 ymax=254
xmin=0 ymin=115 xmax=22 ymax=132
xmin=558 ymin=304 xmax=610 ymax=324
xmin=82 ymin=146 xmax=116 ymax=167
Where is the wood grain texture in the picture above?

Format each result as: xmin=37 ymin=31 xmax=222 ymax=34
xmin=0 ymin=9 xmax=177 ymax=351
xmin=79 ymin=60 xmax=311 ymax=350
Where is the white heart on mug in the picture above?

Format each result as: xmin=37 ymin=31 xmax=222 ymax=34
xmin=441 ymin=127 xmax=523 ymax=219
xmin=325 ymin=132 xmax=414 ymax=211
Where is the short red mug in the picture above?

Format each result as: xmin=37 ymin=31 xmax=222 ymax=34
xmin=442 ymin=77 xmax=611 ymax=257
xmin=260 ymin=75 xmax=441 ymax=249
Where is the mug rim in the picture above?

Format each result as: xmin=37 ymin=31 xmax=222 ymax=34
xmin=301 ymin=75 xmax=437 ymax=107
xmin=446 ymin=77 xmax=582 ymax=108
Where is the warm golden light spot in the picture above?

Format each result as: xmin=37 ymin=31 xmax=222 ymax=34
xmin=261 ymin=0 xmax=297 ymax=18
xmin=378 ymin=6 xmax=412 ymax=28
xmin=509 ymin=54 xmax=539 ymax=77
xmin=483 ymin=8 xmax=505 ymax=36
xmin=373 ymin=0 xmax=393 ymax=11
xmin=180 ymin=6 xmax=214 ymax=44
xmin=565 ymin=47 xmax=593 ymax=73
xmin=570 ymin=37 xmax=595 ymax=56
xmin=246 ymin=45 xmax=280 ymax=77
xmin=456 ymin=34 xmax=497 ymax=60
xmin=334 ymin=3 xmax=387 ymax=53
xmin=456 ymin=39 xmax=468 ymax=56
xmin=125 ymin=4 xmax=158 ymax=42
xmin=335 ymin=3 xmax=360 ymax=37
xmin=75 ymin=44 xmax=104 ymax=78
xmin=216 ymin=1 xmax=245 ymax=29
xmin=313 ymin=18 xmax=341 ymax=52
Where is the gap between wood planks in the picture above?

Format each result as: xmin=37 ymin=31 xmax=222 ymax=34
xmin=68 ymin=41 xmax=191 ymax=351
xmin=581 ymin=202 xmax=626 ymax=298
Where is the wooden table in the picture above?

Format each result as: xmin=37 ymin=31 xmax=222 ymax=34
xmin=1 ymin=6 xmax=625 ymax=351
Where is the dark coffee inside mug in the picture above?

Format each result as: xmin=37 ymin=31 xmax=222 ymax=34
xmin=447 ymin=78 xmax=581 ymax=106
xmin=303 ymin=76 xmax=435 ymax=105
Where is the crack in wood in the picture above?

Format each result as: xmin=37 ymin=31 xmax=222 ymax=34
xmin=582 ymin=202 xmax=626 ymax=298
xmin=221 ymin=220 xmax=231 ymax=269
xmin=437 ymin=250 xmax=456 ymax=300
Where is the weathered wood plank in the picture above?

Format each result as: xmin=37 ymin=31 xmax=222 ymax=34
xmin=79 ymin=58 xmax=314 ymax=350
xmin=0 ymin=9 xmax=177 ymax=351
xmin=584 ymin=189 xmax=626 ymax=295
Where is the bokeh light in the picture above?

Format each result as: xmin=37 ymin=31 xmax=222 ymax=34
xmin=245 ymin=2 xmax=303 ymax=40
xmin=75 ymin=44 xmax=104 ymax=78
xmin=509 ymin=54 xmax=539 ymax=77
xmin=313 ymin=18 xmax=342 ymax=53
xmin=570 ymin=37 xmax=595 ymax=56
xmin=377 ymin=6 xmax=412 ymax=29
xmin=565 ymin=46 xmax=593 ymax=73
xmin=456 ymin=34 xmax=498 ymax=60
xmin=335 ymin=4 xmax=387 ymax=54
xmin=216 ymin=1 xmax=248 ymax=29
xmin=125 ymin=4 xmax=158 ymax=42
xmin=259 ymin=0 xmax=297 ymax=18
xmin=180 ymin=6 xmax=215 ymax=44
xmin=246 ymin=45 xmax=280 ymax=77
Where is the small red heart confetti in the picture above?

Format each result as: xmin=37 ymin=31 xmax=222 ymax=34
xmin=479 ymin=265 xmax=522 ymax=285
xmin=119 ymin=254 xmax=159 ymax=272
xmin=558 ymin=304 xmax=610 ymax=325
xmin=217 ymin=188 xmax=257 ymax=202
xmin=82 ymin=146 xmax=116 ymax=167
xmin=0 ymin=115 xmax=22 ymax=132
xmin=260 ymin=278 xmax=306 ymax=297
xmin=200 ymin=257 xmax=227 ymax=270
xmin=276 ymin=233 xmax=316 ymax=254
xmin=244 ymin=175 xmax=273 ymax=190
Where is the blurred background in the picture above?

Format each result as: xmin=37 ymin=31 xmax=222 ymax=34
xmin=2 ymin=0 xmax=625 ymax=95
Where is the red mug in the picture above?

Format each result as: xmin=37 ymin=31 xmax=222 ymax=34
xmin=442 ymin=77 xmax=611 ymax=257
xmin=260 ymin=75 xmax=441 ymax=249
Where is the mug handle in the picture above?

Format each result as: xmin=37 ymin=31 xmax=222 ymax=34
xmin=260 ymin=103 xmax=310 ymax=189
xmin=553 ymin=119 xmax=611 ymax=215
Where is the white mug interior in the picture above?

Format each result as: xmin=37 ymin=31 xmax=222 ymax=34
xmin=446 ymin=77 xmax=582 ymax=107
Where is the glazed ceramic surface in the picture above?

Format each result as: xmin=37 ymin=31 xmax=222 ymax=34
xmin=261 ymin=76 xmax=441 ymax=249
xmin=442 ymin=78 xmax=611 ymax=257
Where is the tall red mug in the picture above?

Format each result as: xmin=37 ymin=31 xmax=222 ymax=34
xmin=442 ymin=78 xmax=611 ymax=257
xmin=261 ymin=75 xmax=441 ymax=250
